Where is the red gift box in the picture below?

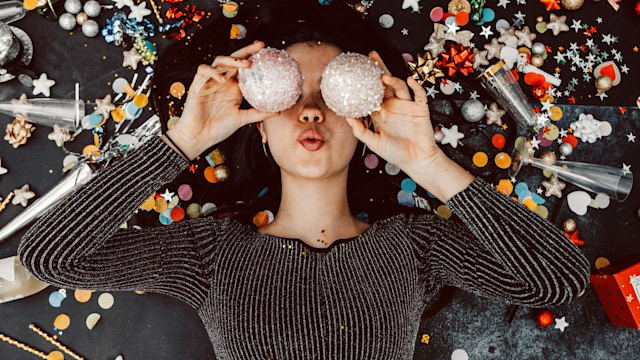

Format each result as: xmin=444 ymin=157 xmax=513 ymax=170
xmin=591 ymin=255 xmax=640 ymax=329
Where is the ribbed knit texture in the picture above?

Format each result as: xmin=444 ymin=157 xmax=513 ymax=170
xmin=18 ymin=136 xmax=590 ymax=359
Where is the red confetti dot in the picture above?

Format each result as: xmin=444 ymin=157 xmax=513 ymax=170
xmin=562 ymin=134 xmax=578 ymax=148
xmin=535 ymin=309 xmax=554 ymax=327
xmin=491 ymin=134 xmax=506 ymax=149
xmin=170 ymin=207 xmax=185 ymax=222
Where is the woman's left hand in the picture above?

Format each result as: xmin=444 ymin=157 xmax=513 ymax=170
xmin=345 ymin=51 xmax=443 ymax=174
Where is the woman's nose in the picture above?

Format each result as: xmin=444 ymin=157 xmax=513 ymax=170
xmin=298 ymin=99 xmax=325 ymax=123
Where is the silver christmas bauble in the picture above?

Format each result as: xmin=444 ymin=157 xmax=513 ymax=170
xmin=559 ymin=142 xmax=573 ymax=156
xmin=83 ymin=0 xmax=102 ymax=17
xmin=461 ymin=99 xmax=485 ymax=122
xmin=64 ymin=0 xmax=82 ymax=14
xmin=531 ymin=42 xmax=546 ymax=56
xmin=58 ymin=13 xmax=77 ymax=30
xmin=82 ymin=19 xmax=99 ymax=37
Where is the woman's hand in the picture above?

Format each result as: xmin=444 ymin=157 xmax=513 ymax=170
xmin=165 ymin=41 xmax=280 ymax=160
xmin=345 ymin=51 xmax=442 ymax=173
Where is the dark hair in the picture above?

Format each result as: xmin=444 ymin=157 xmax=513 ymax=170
xmin=150 ymin=0 xmax=411 ymax=224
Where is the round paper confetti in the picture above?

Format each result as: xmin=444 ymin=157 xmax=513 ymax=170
xmin=440 ymin=80 xmax=456 ymax=95
xmin=385 ymin=162 xmax=401 ymax=176
xmin=491 ymin=134 xmax=505 ymax=149
xmin=86 ymin=313 xmax=101 ymax=330
xmin=62 ymin=154 xmax=78 ymax=169
xmin=168 ymin=194 xmax=179 ymax=208
xmin=436 ymin=205 xmax=452 ymax=219
xmin=154 ymin=197 xmax=168 ymax=213
xmin=169 ymin=82 xmax=186 ymax=99
xmin=364 ymin=153 xmax=379 ymax=169
xmin=472 ymin=152 xmax=488 ymax=167
xmin=401 ymin=178 xmax=417 ymax=193
xmin=455 ymin=11 xmax=469 ymax=26
xmin=53 ymin=314 xmax=70 ymax=330
xmin=253 ymin=211 xmax=269 ymax=227
xmin=177 ymin=184 xmax=193 ymax=201
xmin=430 ymin=7 xmax=443 ymax=22
xmin=98 ymin=292 xmax=114 ymax=309
xmin=595 ymin=193 xmax=610 ymax=209
xmin=549 ymin=106 xmax=563 ymax=121
xmin=201 ymin=202 xmax=217 ymax=216
xmin=141 ymin=195 xmax=155 ymax=211
xmin=186 ymin=203 xmax=202 ymax=219
xmin=482 ymin=8 xmax=495 ymax=22
xmin=595 ymin=257 xmax=610 ymax=270
xmin=47 ymin=351 xmax=65 ymax=360
xmin=48 ymin=290 xmax=66 ymax=308
xmin=451 ymin=349 xmax=469 ymax=360
xmin=378 ymin=14 xmax=394 ymax=28
xmin=494 ymin=152 xmax=511 ymax=169
xmin=542 ymin=125 xmax=559 ymax=141
xmin=167 ymin=116 xmax=180 ymax=129
xmin=397 ymin=191 xmax=414 ymax=207
xmin=170 ymin=207 xmax=185 ymax=222
xmin=495 ymin=19 xmax=510 ymax=32
xmin=204 ymin=166 xmax=217 ymax=183
xmin=159 ymin=210 xmax=173 ymax=225
xmin=533 ymin=205 xmax=549 ymax=218
xmin=74 ymin=289 xmax=93 ymax=303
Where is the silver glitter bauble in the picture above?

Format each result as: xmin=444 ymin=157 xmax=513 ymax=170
xmin=461 ymin=99 xmax=485 ymax=122
xmin=82 ymin=19 xmax=99 ymax=37
xmin=83 ymin=0 xmax=102 ymax=17
xmin=0 ymin=22 xmax=20 ymax=66
xmin=320 ymin=52 xmax=384 ymax=118
xmin=238 ymin=47 xmax=303 ymax=113
xmin=64 ymin=0 xmax=82 ymax=14
xmin=531 ymin=42 xmax=546 ymax=56
xmin=559 ymin=142 xmax=573 ymax=156
xmin=58 ymin=13 xmax=76 ymax=31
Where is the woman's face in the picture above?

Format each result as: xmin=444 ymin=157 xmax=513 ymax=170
xmin=257 ymin=43 xmax=363 ymax=181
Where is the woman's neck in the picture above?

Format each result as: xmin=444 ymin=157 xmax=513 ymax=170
xmin=258 ymin=171 xmax=369 ymax=248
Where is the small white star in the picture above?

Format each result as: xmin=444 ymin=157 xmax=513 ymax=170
xmin=32 ymin=73 xmax=56 ymax=97
xmin=529 ymin=137 xmax=541 ymax=150
xmin=596 ymin=17 xmax=603 ymax=24
xmin=540 ymin=98 xmax=553 ymax=113
xmin=497 ymin=0 xmax=511 ymax=8
xmin=446 ymin=22 xmax=460 ymax=34
xmin=479 ymin=26 xmax=494 ymax=39
xmin=554 ymin=317 xmax=569 ymax=332
xmin=559 ymin=128 xmax=568 ymax=138
xmin=426 ymin=85 xmax=439 ymax=99
xmin=626 ymin=294 xmax=635 ymax=303
xmin=601 ymin=33 xmax=617 ymax=46
xmin=570 ymin=19 xmax=582 ymax=33
xmin=127 ymin=1 xmax=152 ymax=22
xmin=627 ymin=133 xmax=636 ymax=142
xmin=401 ymin=28 xmax=409 ymax=36
xmin=536 ymin=187 xmax=543 ymax=194
xmin=514 ymin=10 xmax=526 ymax=22
xmin=597 ymin=92 xmax=608 ymax=101
xmin=160 ymin=189 xmax=175 ymax=202
xmin=620 ymin=64 xmax=629 ymax=74
xmin=401 ymin=0 xmax=421 ymax=13
xmin=469 ymin=90 xmax=480 ymax=100
xmin=510 ymin=176 xmax=517 ymax=183
xmin=440 ymin=125 xmax=465 ymax=148
xmin=452 ymin=81 xmax=463 ymax=93
xmin=516 ymin=0 xmax=526 ymax=4
xmin=622 ymin=163 xmax=631 ymax=176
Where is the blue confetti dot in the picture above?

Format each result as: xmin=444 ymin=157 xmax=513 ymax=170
xmin=355 ymin=212 xmax=369 ymax=223
xmin=87 ymin=113 xmax=103 ymax=127
xmin=531 ymin=193 xmax=546 ymax=205
xmin=159 ymin=210 xmax=173 ymax=225
xmin=427 ymin=191 xmax=436 ymax=198
xmin=482 ymin=8 xmax=495 ymax=23
xmin=397 ymin=191 xmax=414 ymax=207
xmin=401 ymin=178 xmax=417 ymax=193
xmin=514 ymin=182 xmax=529 ymax=197
xmin=318 ymin=0 xmax=332 ymax=4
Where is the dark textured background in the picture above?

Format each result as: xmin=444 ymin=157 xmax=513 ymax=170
xmin=0 ymin=0 xmax=639 ymax=359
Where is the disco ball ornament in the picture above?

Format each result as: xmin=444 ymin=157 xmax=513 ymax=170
xmin=320 ymin=52 xmax=384 ymax=118
xmin=82 ymin=20 xmax=99 ymax=37
xmin=58 ymin=13 xmax=76 ymax=30
xmin=238 ymin=47 xmax=303 ymax=113
xmin=461 ymin=99 xmax=485 ymax=122
xmin=64 ymin=0 xmax=82 ymax=14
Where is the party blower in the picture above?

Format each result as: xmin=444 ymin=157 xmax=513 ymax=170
xmin=0 ymin=96 xmax=84 ymax=132
xmin=509 ymin=140 xmax=633 ymax=202
xmin=478 ymin=60 xmax=545 ymax=134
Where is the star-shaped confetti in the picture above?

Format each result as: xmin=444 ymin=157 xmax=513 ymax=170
xmin=484 ymin=38 xmax=503 ymax=60
xmin=627 ymin=133 xmax=636 ymax=142
xmin=485 ymin=102 xmax=506 ymax=126
xmin=479 ymin=26 xmax=493 ymax=39
xmin=547 ymin=13 xmax=569 ymax=36
xmin=47 ymin=124 xmax=72 ymax=147
xmin=160 ymin=189 xmax=175 ymax=202
xmin=554 ymin=316 xmax=569 ymax=332
xmin=498 ymin=0 xmax=511 ymax=8
xmin=401 ymin=0 xmax=421 ymax=13
xmin=564 ymin=230 xmax=584 ymax=246
xmin=123 ymin=47 xmax=143 ymax=70
xmin=112 ymin=0 xmax=133 ymax=9
xmin=95 ymin=94 xmax=116 ymax=120
xmin=497 ymin=27 xmax=516 ymax=44
xmin=128 ymin=1 xmax=152 ymax=22
xmin=622 ymin=163 xmax=631 ymax=176
xmin=440 ymin=125 xmax=464 ymax=148
xmin=514 ymin=26 xmax=536 ymax=48
xmin=424 ymin=36 xmax=447 ymax=57
xmin=426 ymin=85 xmax=439 ymax=98
xmin=542 ymin=175 xmax=566 ymax=198
xmin=12 ymin=184 xmax=35 ymax=207
xmin=32 ymin=73 xmax=56 ymax=97
xmin=540 ymin=0 xmax=561 ymax=10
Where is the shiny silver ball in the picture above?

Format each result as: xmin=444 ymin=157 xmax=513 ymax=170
xmin=531 ymin=42 xmax=546 ymax=56
xmin=559 ymin=142 xmax=573 ymax=156
xmin=82 ymin=19 xmax=99 ymax=37
xmin=83 ymin=0 xmax=102 ymax=17
xmin=461 ymin=99 xmax=485 ymax=122
xmin=64 ymin=0 xmax=82 ymax=14
xmin=58 ymin=13 xmax=77 ymax=30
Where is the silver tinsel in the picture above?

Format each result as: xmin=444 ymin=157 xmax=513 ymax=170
xmin=320 ymin=52 xmax=384 ymax=118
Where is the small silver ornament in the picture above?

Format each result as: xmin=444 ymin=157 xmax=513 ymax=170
xmin=531 ymin=42 xmax=546 ymax=56
xmin=461 ymin=99 xmax=485 ymax=122
xmin=58 ymin=13 xmax=76 ymax=30
xmin=83 ymin=0 xmax=102 ymax=17
xmin=559 ymin=142 xmax=573 ymax=156
xmin=82 ymin=19 xmax=99 ymax=37
xmin=64 ymin=0 xmax=82 ymax=14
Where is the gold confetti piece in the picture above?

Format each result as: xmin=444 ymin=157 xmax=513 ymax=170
xmin=53 ymin=314 xmax=70 ymax=330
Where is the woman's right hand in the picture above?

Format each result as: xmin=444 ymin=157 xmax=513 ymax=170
xmin=164 ymin=40 xmax=279 ymax=160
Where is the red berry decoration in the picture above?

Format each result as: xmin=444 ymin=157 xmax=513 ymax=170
xmin=535 ymin=309 xmax=554 ymax=327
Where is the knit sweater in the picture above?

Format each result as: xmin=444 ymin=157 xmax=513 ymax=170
xmin=18 ymin=136 xmax=589 ymax=359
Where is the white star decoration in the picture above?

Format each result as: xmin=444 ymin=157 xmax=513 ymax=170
xmin=627 ymin=133 xmax=636 ymax=142
xmin=122 ymin=47 xmax=143 ymax=70
xmin=0 ymin=159 xmax=7 ymax=176
xmin=479 ymin=26 xmax=493 ymax=39
xmin=554 ymin=317 xmax=569 ymax=332
xmin=626 ymin=294 xmax=635 ymax=303
xmin=401 ymin=0 xmax=421 ymax=13
xmin=112 ymin=0 xmax=133 ymax=8
xmin=32 ymin=73 xmax=56 ymax=97
xmin=160 ymin=189 xmax=175 ymax=202
xmin=12 ymin=184 xmax=35 ymax=207
xmin=440 ymin=125 xmax=464 ymax=148
xmin=622 ymin=163 xmax=631 ymax=176
xmin=128 ymin=1 xmax=152 ymax=22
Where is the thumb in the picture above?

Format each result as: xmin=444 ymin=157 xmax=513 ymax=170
xmin=345 ymin=117 xmax=377 ymax=151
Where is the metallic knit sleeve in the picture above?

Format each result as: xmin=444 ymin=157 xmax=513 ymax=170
xmin=18 ymin=136 xmax=223 ymax=309
xmin=409 ymin=177 xmax=589 ymax=307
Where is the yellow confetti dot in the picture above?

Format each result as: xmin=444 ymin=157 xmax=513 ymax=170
xmin=133 ymin=94 xmax=148 ymax=108
xmin=167 ymin=116 xmax=180 ymax=130
xmin=549 ymin=106 xmax=563 ymax=121
xmin=436 ymin=205 xmax=452 ymax=219
xmin=82 ymin=145 xmax=100 ymax=157
xmin=53 ymin=314 xmax=70 ymax=330
xmin=533 ymin=205 xmax=548 ymax=218
xmin=47 ymin=351 xmax=65 ymax=360
xmin=23 ymin=0 xmax=38 ymax=10
xmin=141 ymin=194 xmax=155 ymax=211
xmin=522 ymin=197 xmax=537 ymax=210
xmin=472 ymin=152 xmax=488 ymax=168
xmin=498 ymin=179 xmax=514 ymax=195
xmin=74 ymin=289 xmax=94 ymax=303
xmin=154 ymin=198 xmax=168 ymax=213
xmin=494 ymin=152 xmax=511 ymax=169
xmin=252 ymin=211 xmax=269 ymax=228
xmin=595 ymin=257 xmax=610 ymax=271
xmin=170 ymin=82 xmax=186 ymax=99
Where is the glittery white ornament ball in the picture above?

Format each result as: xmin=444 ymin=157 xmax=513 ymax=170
xmin=83 ymin=0 xmax=102 ymax=17
xmin=559 ymin=142 xmax=573 ymax=156
xmin=320 ymin=52 xmax=384 ymax=118
xmin=461 ymin=99 xmax=485 ymax=122
xmin=64 ymin=0 xmax=82 ymax=14
xmin=238 ymin=47 xmax=303 ymax=113
xmin=82 ymin=19 xmax=99 ymax=37
xmin=58 ymin=13 xmax=77 ymax=30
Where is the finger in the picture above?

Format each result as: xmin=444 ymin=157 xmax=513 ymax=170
xmin=212 ymin=56 xmax=252 ymax=69
xmin=382 ymin=74 xmax=411 ymax=101
xmin=240 ymin=108 xmax=280 ymax=125
xmin=369 ymin=50 xmax=392 ymax=75
xmin=407 ymin=76 xmax=428 ymax=105
xmin=230 ymin=40 xmax=265 ymax=58
xmin=345 ymin=117 xmax=378 ymax=151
